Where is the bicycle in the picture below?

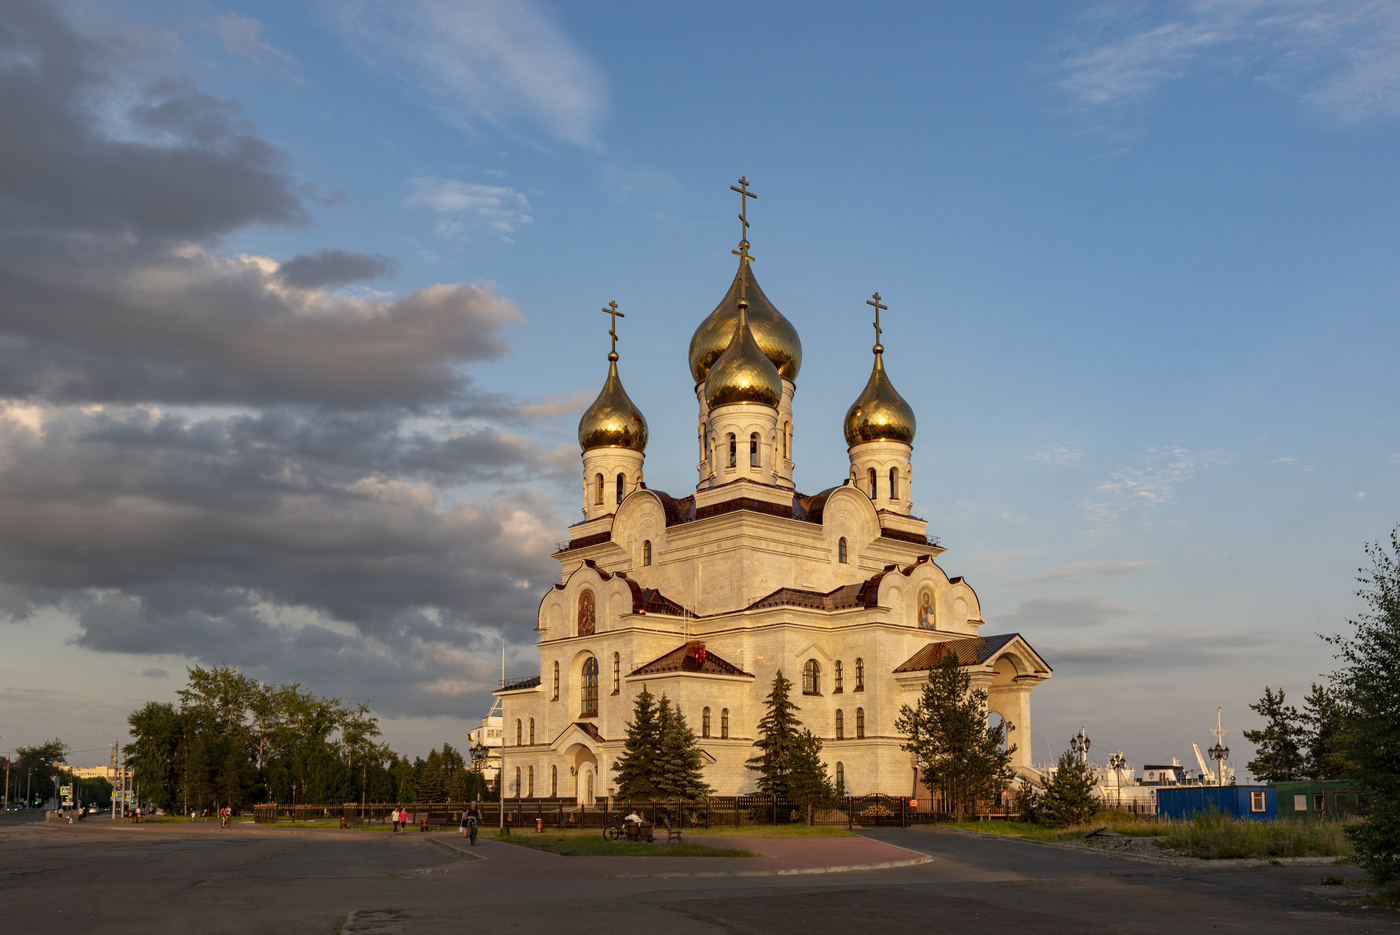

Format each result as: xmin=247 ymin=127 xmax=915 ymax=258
xmin=467 ymin=816 xmax=478 ymax=845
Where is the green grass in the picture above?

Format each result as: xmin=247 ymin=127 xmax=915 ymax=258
xmin=936 ymin=810 xmax=1165 ymax=842
xmin=1158 ymin=811 xmax=1354 ymax=860
xmin=491 ymin=831 xmax=760 ymax=857
xmin=682 ymin=825 xmax=857 ymax=838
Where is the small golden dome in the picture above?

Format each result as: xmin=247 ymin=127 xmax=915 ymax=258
xmin=704 ymin=300 xmax=783 ymax=409
xmin=689 ymin=262 xmax=802 ymax=384
xmin=844 ymin=346 xmax=916 ymax=446
xmin=578 ymin=352 xmax=648 ymax=451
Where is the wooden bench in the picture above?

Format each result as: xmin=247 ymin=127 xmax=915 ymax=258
xmin=662 ymin=818 xmax=682 ymax=844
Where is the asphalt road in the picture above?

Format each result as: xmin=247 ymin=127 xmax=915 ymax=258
xmin=1 ymin=816 xmax=1395 ymax=934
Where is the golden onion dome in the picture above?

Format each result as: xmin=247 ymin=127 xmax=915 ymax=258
xmin=843 ymin=345 xmax=916 ymax=446
xmin=578 ymin=352 xmax=649 ymax=452
xmin=689 ymin=262 xmax=802 ymax=384
xmin=704 ymin=299 xmax=783 ymax=409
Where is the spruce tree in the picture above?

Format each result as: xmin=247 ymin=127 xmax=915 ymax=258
xmin=895 ymin=650 xmax=1015 ymax=821
xmin=612 ymin=685 xmax=662 ymax=799
xmin=1242 ymin=686 xmax=1304 ymax=781
xmin=655 ymin=695 xmax=713 ymax=800
xmin=746 ymin=670 xmax=802 ymax=797
xmin=1041 ymin=748 xmax=1101 ymax=827
xmin=785 ymin=729 xmax=835 ymax=819
xmin=418 ymin=749 xmax=445 ymax=802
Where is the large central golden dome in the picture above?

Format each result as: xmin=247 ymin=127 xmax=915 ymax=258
xmin=704 ymin=299 xmax=783 ymax=409
xmin=689 ymin=262 xmax=802 ymax=385
xmin=843 ymin=346 xmax=916 ymax=446
xmin=578 ymin=352 xmax=649 ymax=451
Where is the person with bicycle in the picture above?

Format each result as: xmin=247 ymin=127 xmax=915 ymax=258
xmin=461 ymin=800 xmax=483 ymax=844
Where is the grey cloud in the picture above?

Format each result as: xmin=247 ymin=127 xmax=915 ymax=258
xmin=276 ymin=249 xmax=397 ymax=289
xmin=1018 ymin=560 xmax=1159 ymax=585
xmin=140 ymin=668 xmax=169 ymax=678
xmin=1000 ymin=595 xmax=1133 ymax=630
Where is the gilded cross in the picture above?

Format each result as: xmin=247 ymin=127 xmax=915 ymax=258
xmin=730 ymin=176 xmax=758 ymax=239
xmin=601 ymin=300 xmax=624 ymax=354
xmin=867 ymin=292 xmax=887 ymax=344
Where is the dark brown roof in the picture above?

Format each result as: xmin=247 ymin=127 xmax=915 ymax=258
xmin=499 ymin=675 xmax=541 ymax=692
xmin=573 ymin=721 xmax=606 ymax=743
xmin=630 ymin=641 xmax=753 ymax=678
xmin=893 ymin=634 xmax=1026 ymax=673
xmin=745 ymin=581 xmax=875 ymax=612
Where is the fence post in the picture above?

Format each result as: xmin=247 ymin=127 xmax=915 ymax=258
xmin=901 ymin=796 xmax=906 ymax=829
xmin=848 ymin=796 xmax=853 ymax=831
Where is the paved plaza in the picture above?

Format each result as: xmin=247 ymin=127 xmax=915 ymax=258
xmin=0 ymin=815 xmax=1396 ymax=934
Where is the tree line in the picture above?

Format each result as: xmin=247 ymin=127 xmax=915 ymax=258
xmin=124 ymin=665 xmax=494 ymax=815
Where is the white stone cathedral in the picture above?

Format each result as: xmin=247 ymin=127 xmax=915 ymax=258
xmin=495 ymin=191 xmax=1050 ymax=802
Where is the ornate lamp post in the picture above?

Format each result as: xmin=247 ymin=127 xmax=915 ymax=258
xmin=1069 ymin=726 xmax=1091 ymax=763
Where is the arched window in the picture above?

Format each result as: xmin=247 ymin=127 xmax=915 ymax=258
xmin=616 ymin=473 xmax=625 ymax=504
xmin=837 ymin=537 xmax=848 ymax=564
xmin=855 ymin=658 xmax=865 ymax=691
xmin=749 ymin=432 xmax=759 ymax=467
xmin=856 ymin=707 xmax=865 ymax=739
xmin=802 ymin=659 xmax=821 ymax=695
xmin=868 ymin=467 xmax=877 ymax=499
xmin=728 ymin=434 xmax=737 ymax=468
xmin=552 ymin=661 xmax=559 ymax=700
xmin=721 ymin=708 xmax=729 ymax=739
xmin=836 ymin=709 xmax=844 ymax=740
xmin=551 ymin=765 xmax=558 ymax=797
xmin=581 ymin=656 xmax=599 ymax=716
xmin=834 ymin=660 xmax=844 ymax=693
xmin=528 ymin=718 xmax=535 ymax=745
xmin=836 ymin=762 xmax=845 ymax=794
xmin=612 ymin=652 xmax=620 ymax=694
xmin=595 ymin=473 xmax=604 ymax=505
xmin=642 ymin=540 xmax=652 ymax=566
xmin=515 ymin=719 xmax=522 ymax=746
xmin=702 ymin=707 xmax=711 ymax=738
xmin=527 ymin=766 xmax=534 ymax=798
xmin=890 ymin=466 xmax=900 ymax=501
xmin=514 ymin=767 xmax=521 ymax=798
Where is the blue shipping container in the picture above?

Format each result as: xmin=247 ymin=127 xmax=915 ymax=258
xmin=1156 ymin=785 xmax=1275 ymax=822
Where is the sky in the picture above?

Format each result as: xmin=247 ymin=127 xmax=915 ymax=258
xmin=1 ymin=0 xmax=1397 ymax=777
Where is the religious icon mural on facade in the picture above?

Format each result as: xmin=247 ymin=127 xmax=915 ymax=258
xmin=577 ymin=589 xmax=596 ymax=636
xmin=917 ymin=585 xmax=936 ymax=629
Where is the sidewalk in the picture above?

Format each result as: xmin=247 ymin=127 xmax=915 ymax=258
xmin=413 ymin=832 xmax=934 ymax=880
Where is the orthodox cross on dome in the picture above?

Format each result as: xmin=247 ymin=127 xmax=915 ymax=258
xmin=601 ymin=300 xmax=624 ymax=356
xmin=867 ymin=292 xmax=887 ymax=349
xmin=730 ymin=176 xmax=758 ymax=243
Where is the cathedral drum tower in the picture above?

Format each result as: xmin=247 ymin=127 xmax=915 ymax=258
xmin=495 ymin=179 xmax=1051 ymax=804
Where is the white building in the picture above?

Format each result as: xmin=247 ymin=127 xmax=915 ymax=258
xmin=467 ymin=713 xmax=503 ymax=785
xmin=496 ymin=200 xmax=1051 ymax=801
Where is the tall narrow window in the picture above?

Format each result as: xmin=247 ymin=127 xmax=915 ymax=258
xmin=528 ymin=718 xmax=535 ymax=745
xmin=838 ymin=537 xmax=848 ymax=564
xmin=642 ymin=540 xmax=652 ymax=566
xmin=868 ymin=467 xmax=877 ymax=499
xmin=721 ymin=708 xmax=729 ymax=739
xmin=616 ymin=473 xmax=625 ymax=504
xmin=581 ymin=656 xmax=599 ymax=716
xmin=699 ymin=425 xmax=706 ymax=462
xmin=834 ymin=660 xmax=844 ymax=692
xmin=783 ymin=421 xmax=790 ymax=459
xmin=728 ymin=434 xmax=737 ymax=467
xmin=855 ymin=658 xmax=865 ymax=691
xmin=890 ymin=467 xmax=900 ymax=500
xmin=595 ymin=473 xmax=604 ymax=505
xmin=551 ymin=765 xmax=558 ymax=797
xmin=612 ymin=652 xmax=620 ymax=694
xmin=514 ymin=767 xmax=521 ymax=798
xmin=702 ymin=707 xmax=712 ymax=738
xmin=749 ymin=433 xmax=759 ymax=467
xmin=802 ymin=659 xmax=821 ymax=695
xmin=836 ymin=762 xmax=845 ymax=794
xmin=552 ymin=662 xmax=559 ymax=700
xmin=515 ymin=719 xmax=522 ymax=746
xmin=836 ymin=709 xmax=844 ymax=740
xmin=856 ymin=707 xmax=865 ymax=739
xmin=527 ymin=766 xmax=534 ymax=798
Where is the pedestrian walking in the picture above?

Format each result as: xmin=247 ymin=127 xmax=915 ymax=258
xmin=390 ymin=807 xmax=399 ymax=832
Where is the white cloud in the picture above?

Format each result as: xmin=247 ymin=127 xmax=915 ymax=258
xmin=1079 ymin=444 xmax=1227 ymax=534
xmin=1356 ymin=491 xmax=1367 ymax=498
xmin=1032 ymin=443 xmax=1083 ymax=466
xmin=406 ymin=177 xmax=534 ymax=240
xmin=1388 ymin=453 xmax=1400 ymax=465
xmin=214 ymin=13 xmax=296 ymax=68
xmin=326 ymin=0 xmax=609 ymax=149
xmin=1271 ymin=455 xmax=1300 ymax=462
xmin=1056 ymin=0 xmax=1400 ymax=124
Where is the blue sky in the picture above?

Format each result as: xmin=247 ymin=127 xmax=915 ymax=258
xmin=1 ymin=0 xmax=1396 ymax=775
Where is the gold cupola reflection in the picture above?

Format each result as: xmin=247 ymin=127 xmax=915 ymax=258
xmin=688 ymin=261 xmax=802 ymax=385
xmin=843 ymin=296 xmax=916 ymax=446
xmin=578 ymin=309 xmax=648 ymax=452
xmin=704 ymin=294 xmax=783 ymax=409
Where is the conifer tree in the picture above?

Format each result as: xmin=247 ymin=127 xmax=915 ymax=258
xmin=1300 ymin=682 xmax=1350 ymax=780
xmin=896 ymin=650 xmax=1015 ymax=821
xmin=785 ymin=729 xmax=835 ymax=819
xmin=1041 ymin=748 xmax=1101 ymax=827
xmin=612 ymin=685 xmax=662 ymax=799
xmin=1242 ymin=686 xmax=1304 ymax=782
xmin=746 ymin=670 xmax=802 ymax=797
xmin=655 ymin=695 xmax=712 ymax=800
